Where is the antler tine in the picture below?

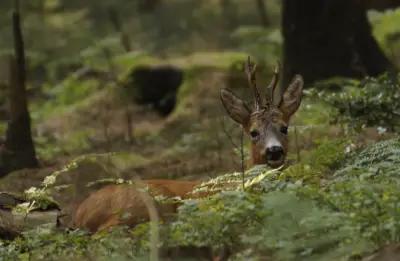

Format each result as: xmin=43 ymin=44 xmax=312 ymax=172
xmin=245 ymin=56 xmax=262 ymax=110
xmin=266 ymin=61 xmax=280 ymax=106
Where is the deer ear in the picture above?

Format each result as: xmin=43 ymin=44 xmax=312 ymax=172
xmin=220 ymin=88 xmax=251 ymax=126
xmin=279 ymin=75 xmax=303 ymax=120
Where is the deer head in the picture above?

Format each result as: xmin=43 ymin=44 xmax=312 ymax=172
xmin=220 ymin=57 xmax=303 ymax=168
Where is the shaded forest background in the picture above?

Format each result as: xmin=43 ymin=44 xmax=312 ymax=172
xmin=0 ymin=0 xmax=286 ymax=174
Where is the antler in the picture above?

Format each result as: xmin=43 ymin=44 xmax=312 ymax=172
xmin=245 ymin=56 xmax=262 ymax=110
xmin=266 ymin=62 xmax=280 ymax=107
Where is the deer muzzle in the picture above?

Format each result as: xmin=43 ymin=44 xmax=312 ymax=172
xmin=265 ymin=146 xmax=285 ymax=168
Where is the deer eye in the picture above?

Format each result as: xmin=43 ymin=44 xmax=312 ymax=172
xmin=249 ymin=130 xmax=260 ymax=140
xmin=280 ymin=126 xmax=288 ymax=135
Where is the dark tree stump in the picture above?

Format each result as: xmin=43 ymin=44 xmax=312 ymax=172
xmin=0 ymin=3 xmax=38 ymax=176
xmin=281 ymin=0 xmax=396 ymax=88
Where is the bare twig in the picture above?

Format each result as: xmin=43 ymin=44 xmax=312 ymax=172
xmin=124 ymin=106 xmax=135 ymax=145
xmin=220 ymin=116 xmax=246 ymax=175
xmin=101 ymin=103 xmax=112 ymax=151
xmin=102 ymin=47 xmax=117 ymax=80
xmin=213 ymin=120 xmax=223 ymax=165
xmin=107 ymin=7 xmax=135 ymax=145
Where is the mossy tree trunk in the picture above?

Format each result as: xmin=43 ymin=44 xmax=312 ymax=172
xmin=1 ymin=1 xmax=38 ymax=176
xmin=281 ymin=0 xmax=396 ymax=88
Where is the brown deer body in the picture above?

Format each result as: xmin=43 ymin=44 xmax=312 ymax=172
xmin=72 ymin=58 xmax=303 ymax=232
xmin=72 ymin=179 xmax=200 ymax=232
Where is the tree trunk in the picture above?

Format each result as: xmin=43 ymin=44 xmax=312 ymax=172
xmin=137 ymin=0 xmax=161 ymax=13
xmin=366 ymin=0 xmax=400 ymax=11
xmin=255 ymin=0 xmax=269 ymax=27
xmin=281 ymin=0 xmax=395 ymax=88
xmin=1 ymin=1 xmax=38 ymax=176
xmin=220 ymin=0 xmax=238 ymax=31
xmin=108 ymin=7 xmax=132 ymax=52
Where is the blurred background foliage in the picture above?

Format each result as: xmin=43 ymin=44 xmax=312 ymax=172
xmin=0 ymin=0 xmax=282 ymax=85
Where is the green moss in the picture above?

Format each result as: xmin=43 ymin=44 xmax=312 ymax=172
xmin=34 ymin=137 xmax=62 ymax=162
xmin=173 ymin=67 xmax=207 ymax=116
xmin=370 ymin=8 xmax=400 ymax=59
xmin=60 ymin=130 xmax=93 ymax=154
xmin=34 ymin=129 xmax=94 ymax=161
xmin=115 ymin=52 xmax=162 ymax=81
xmin=170 ymin=51 xmax=248 ymax=71
xmin=108 ymin=152 xmax=151 ymax=170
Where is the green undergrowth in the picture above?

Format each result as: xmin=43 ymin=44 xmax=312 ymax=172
xmin=310 ymin=73 xmax=400 ymax=131
xmin=0 ymin=226 xmax=144 ymax=261
xmin=2 ymin=137 xmax=400 ymax=260
xmin=156 ymin=138 xmax=400 ymax=260
xmin=31 ymin=76 xmax=105 ymax=121
xmin=0 ymin=152 xmax=151 ymax=207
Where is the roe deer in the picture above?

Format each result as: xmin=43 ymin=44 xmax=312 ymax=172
xmin=221 ymin=57 xmax=303 ymax=167
xmin=72 ymin=57 xmax=303 ymax=232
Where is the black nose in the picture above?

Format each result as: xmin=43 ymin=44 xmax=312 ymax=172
xmin=266 ymin=146 xmax=284 ymax=161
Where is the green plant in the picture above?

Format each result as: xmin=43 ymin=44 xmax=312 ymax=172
xmin=320 ymin=138 xmax=400 ymax=245
xmin=310 ymin=74 xmax=400 ymax=130
xmin=369 ymin=8 xmax=400 ymax=68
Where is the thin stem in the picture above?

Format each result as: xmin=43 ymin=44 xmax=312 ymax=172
xmin=15 ymin=0 xmax=20 ymax=12
xmin=220 ymin=117 xmax=239 ymax=149
xmin=294 ymin=126 xmax=301 ymax=163
xmin=133 ymin=178 xmax=160 ymax=261
xmin=240 ymin=128 xmax=245 ymax=191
